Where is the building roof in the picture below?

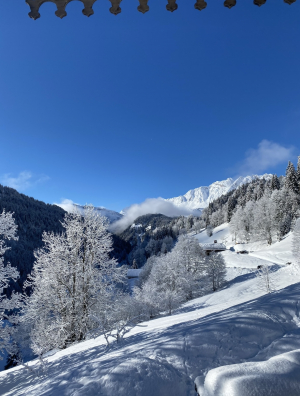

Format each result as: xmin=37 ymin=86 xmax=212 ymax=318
xmin=200 ymin=243 xmax=226 ymax=251
xmin=26 ymin=0 xmax=297 ymax=19
xmin=127 ymin=269 xmax=142 ymax=278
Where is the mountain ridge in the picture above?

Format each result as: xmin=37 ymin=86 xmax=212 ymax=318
xmin=166 ymin=174 xmax=272 ymax=211
xmin=55 ymin=202 xmax=123 ymax=223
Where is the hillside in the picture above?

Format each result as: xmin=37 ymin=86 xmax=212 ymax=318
xmin=1 ymin=223 xmax=299 ymax=395
xmin=166 ymin=174 xmax=272 ymax=211
xmin=0 ymin=186 xmax=130 ymax=293
xmin=119 ymin=213 xmax=174 ymax=243
xmin=0 ymin=185 xmax=66 ymax=293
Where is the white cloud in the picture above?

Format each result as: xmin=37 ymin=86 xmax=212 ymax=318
xmin=237 ymin=140 xmax=295 ymax=176
xmin=0 ymin=171 xmax=49 ymax=192
xmin=54 ymin=199 xmax=77 ymax=213
xmin=110 ymin=197 xmax=196 ymax=233
xmin=55 ymin=198 xmax=193 ymax=232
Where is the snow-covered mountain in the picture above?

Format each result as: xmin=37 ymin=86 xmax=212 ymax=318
xmin=166 ymin=174 xmax=272 ymax=211
xmin=55 ymin=201 xmax=123 ymax=224
xmin=74 ymin=205 xmax=123 ymax=223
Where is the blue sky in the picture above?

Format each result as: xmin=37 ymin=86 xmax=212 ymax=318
xmin=0 ymin=0 xmax=300 ymax=212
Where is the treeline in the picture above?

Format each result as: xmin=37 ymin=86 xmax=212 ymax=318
xmin=1 ymin=206 xmax=133 ymax=364
xmin=202 ymin=158 xmax=300 ymax=244
xmin=0 ymin=185 xmax=205 ymax=293
xmin=133 ymin=235 xmax=226 ymax=316
xmin=0 ymin=185 xmax=66 ymax=294
xmin=0 ymin=185 xmax=132 ymax=295
xmin=0 ymin=208 xmax=226 ymax=367
xmin=119 ymin=213 xmax=205 ymax=268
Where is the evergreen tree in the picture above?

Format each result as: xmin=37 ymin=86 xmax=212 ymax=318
xmin=227 ymin=196 xmax=236 ymax=222
xmin=0 ymin=210 xmax=22 ymax=360
xmin=271 ymin=175 xmax=280 ymax=191
xmin=285 ymin=162 xmax=299 ymax=194
xmin=256 ymin=180 xmax=265 ymax=200
xmin=292 ymin=218 xmax=300 ymax=267
xmin=245 ymin=184 xmax=254 ymax=203
xmin=297 ymin=156 xmax=300 ymax=188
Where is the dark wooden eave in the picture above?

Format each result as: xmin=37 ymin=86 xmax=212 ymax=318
xmin=26 ymin=0 xmax=297 ymax=19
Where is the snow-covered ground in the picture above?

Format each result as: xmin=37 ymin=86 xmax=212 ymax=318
xmin=199 ymin=349 xmax=300 ymax=396
xmin=195 ymin=223 xmax=294 ymax=266
xmin=0 ymin=224 xmax=299 ymax=396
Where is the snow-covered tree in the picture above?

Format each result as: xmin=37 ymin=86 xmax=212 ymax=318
xmin=253 ymin=196 xmax=273 ymax=245
xmin=150 ymin=251 xmax=187 ymax=314
xmin=285 ymin=161 xmax=299 ymax=194
xmin=193 ymin=219 xmax=205 ymax=234
xmin=256 ymin=265 xmax=274 ymax=293
xmin=0 ymin=210 xmax=22 ymax=360
xmin=173 ymin=235 xmax=207 ymax=299
xmin=133 ymin=277 xmax=162 ymax=318
xmin=256 ymin=180 xmax=265 ymax=200
xmin=230 ymin=202 xmax=255 ymax=243
xmin=137 ymin=235 xmax=207 ymax=316
xmin=160 ymin=236 xmax=174 ymax=254
xmin=271 ymin=174 xmax=280 ymax=191
xmin=210 ymin=209 xmax=225 ymax=228
xmin=292 ymin=218 xmax=300 ymax=267
xmin=92 ymin=292 xmax=141 ymax=345
xmin=206 ymin=225 xmax=213 ymax=237
xmin=22 ymin=205 xmax=126 ymax=355
xmin=138 ymin=256 xmax=157 ymax=286
xmin=297 ymin=156 xmax=300 ymax=186
xmin=227 ymin=197 xmax=236 ymax=222
xmin=206 ymin=253 xmax=226 ymax=292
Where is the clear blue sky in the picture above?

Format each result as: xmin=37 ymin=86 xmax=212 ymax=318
xmin=0 ymin=1 xmax=299 ymax=211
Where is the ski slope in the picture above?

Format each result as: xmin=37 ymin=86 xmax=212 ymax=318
xmin=0 ymin=225 xmax=299 ymax=396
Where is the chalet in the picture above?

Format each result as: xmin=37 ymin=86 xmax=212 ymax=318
xmin=200 ymin=240 xmax=226 ymax=256
xmin=127 ymin=269 xmax=142 ymax=279
xmin=127 ymin=269 xmax=142 ymax=290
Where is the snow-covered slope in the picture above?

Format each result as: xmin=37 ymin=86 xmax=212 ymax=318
xmin=194 ymin=223 xmax=295 ymax=271
xmin=56 ymin=202 xmax=123 ymax=224
xmin=1 ymin=225 xmax=299 ymax=396
xmin=166 ymin=174 xmax=272 ymax=211
xmin=75 ymin=204 xmax=123 ymax=223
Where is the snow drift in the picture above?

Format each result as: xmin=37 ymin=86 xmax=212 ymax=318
xmin=199 ymin=349 xmax=300 ymax=396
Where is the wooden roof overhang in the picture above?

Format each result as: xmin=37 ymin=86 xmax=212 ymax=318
xmin=26 ymin=0 xmax=297 ymax=19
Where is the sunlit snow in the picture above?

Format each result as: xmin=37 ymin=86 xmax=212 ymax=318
xmin=0 ymin=223 xmax=299 ymax=396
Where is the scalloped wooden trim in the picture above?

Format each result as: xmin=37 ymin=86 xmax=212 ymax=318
xmin=25 ymin=0 xmax=297 ymax=19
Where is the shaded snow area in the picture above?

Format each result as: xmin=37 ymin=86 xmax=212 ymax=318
xmin=199 ymin=349 xmax=300 ymax=396
xmin=1 ymin=224 xmax=300 ymax=395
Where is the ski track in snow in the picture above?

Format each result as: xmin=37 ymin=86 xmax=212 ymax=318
xmin=0 ymin=224 xmax=300 ymax=395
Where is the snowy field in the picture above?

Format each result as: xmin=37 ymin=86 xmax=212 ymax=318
xmin=0 ymin=224 xmax=299 ymax=396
